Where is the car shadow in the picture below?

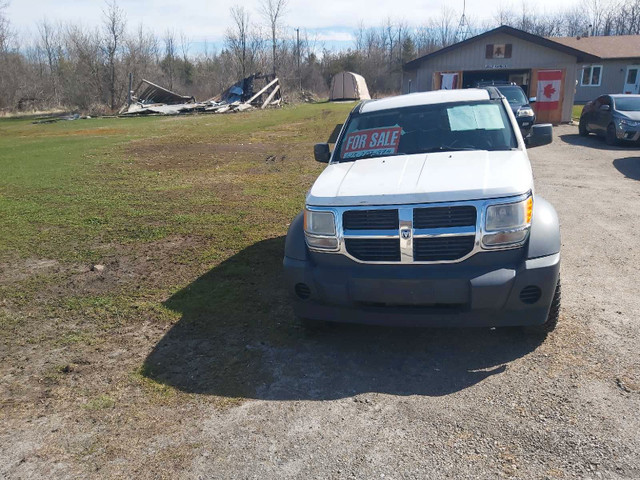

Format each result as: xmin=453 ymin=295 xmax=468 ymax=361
xmin=560 ymin=132 xmax=638 ymax=151
xmin=613 ymin=157 xmax=640 ymax=180
xmin=143 ymin=237 xmax=546 ymax=400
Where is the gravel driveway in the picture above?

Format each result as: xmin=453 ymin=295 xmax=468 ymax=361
xmin=2 ymin=124 xmax=640 ymax=479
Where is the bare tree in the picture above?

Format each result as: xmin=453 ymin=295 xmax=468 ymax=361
xmin=163 ymin=30 xmax=176 ymax=89
xmin=225 ymin=5 xmax=251 ymax=78
xmin=36 ymin=20 xmax=62 ymax=103
xmin=260 ymin=0 xmax=287 ymax=75
xmin=0 ymin=0 xmax=12 ymax=53
xmin=102 ymin=0 xmax=126 ymax=110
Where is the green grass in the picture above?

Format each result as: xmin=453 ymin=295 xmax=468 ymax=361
xmin=0 ymin=102 xmax=354 ymax=349
xmin=572 ymin=104 xmax=583 ymax=121
xmin=0 ymin=103 xmax=354 ymax=263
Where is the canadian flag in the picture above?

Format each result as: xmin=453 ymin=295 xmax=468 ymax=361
xmin=536 ymin=70 xmax=562 ymax=111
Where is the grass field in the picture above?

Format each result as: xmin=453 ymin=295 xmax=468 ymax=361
xmin=0 ymin=103 xmax=354 ymax=465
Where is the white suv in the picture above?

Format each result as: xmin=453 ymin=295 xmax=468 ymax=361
xmin=284 ymin=89 xmax=560 ymax=331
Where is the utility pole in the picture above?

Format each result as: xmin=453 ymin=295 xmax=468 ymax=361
xmin=296 ymin=27 xmax=301 ymax=92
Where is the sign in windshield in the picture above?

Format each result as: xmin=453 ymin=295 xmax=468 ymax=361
xmin=342 ymin=126 xmax=402 ymax=159
xmin=338 ymin=100 xmax=517 ymax=161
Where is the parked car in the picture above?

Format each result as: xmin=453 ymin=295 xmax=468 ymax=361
xmin=283 ymin=89 xmax=560 ymax=331
xmin=579 ymin=94 xmax=640 ymax=145
xmin=477 ymin=84 xmax=536 ymax=137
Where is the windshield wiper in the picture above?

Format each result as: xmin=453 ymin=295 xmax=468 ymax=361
xmin=422 ymin=146 xmax=477 ymax=153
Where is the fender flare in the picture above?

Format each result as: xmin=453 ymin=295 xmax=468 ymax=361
xmin=527 ymin=196 xmax=561 ymax=259
xmin=284 ymin=211 xmax=309 ymax=261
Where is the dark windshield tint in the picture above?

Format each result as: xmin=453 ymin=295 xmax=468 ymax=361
xmin=336 ymin=100 xmax=517 ymax=161
xmin=496 ymin=86 xmax=527 ymax=105
xmin=614 ymin=96 xmax=640 ymax=111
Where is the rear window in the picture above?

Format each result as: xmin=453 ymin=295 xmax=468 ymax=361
xmin=496 ymin=86 xmax=527 ymax=105
xmin=336 ymin=100 xmax=517 ymax=161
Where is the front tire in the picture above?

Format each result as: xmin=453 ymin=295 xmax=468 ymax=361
xmin=605 ymin=124 xmax=619 ymax=146
xmin=578 ymin=117 xmax=588 ymax=136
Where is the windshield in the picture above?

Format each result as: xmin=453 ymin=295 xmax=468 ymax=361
xmin=614 ymin=96 xmax=640 ymax=112
xmin=336 ymin=100 xmax=517 ymax=161
xmin=496 ymin=86 xmax=528 ymax=105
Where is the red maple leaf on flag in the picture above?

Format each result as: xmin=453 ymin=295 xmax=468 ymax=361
xmin=543 ymin=83 xmax=556 ymax=99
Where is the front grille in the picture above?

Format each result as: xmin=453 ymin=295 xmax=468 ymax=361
xmin=413 ymin=236 xmax=475 ymax=261
xmin=413 ymin=206 xmax=476 ymax=229
xmin=345 ymin=238 xmax=400 ymax=262
xmin=343 ymin=209 xmax=399 ymax=230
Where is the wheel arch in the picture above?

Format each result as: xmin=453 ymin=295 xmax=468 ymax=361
xmin=284 ymin=211 xmax=309 ymax=261
xmin=527 ymin=196 xmax=561 ymax=259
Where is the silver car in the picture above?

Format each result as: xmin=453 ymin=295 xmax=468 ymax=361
xmin=579 ymin=94 xmax=640 ymax=145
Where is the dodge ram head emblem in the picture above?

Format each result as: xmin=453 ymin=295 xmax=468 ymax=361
xmin=400 ymin=228 xmax=412 ymax=239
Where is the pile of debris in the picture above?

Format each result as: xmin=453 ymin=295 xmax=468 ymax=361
xmin=119 ymin=73 xmax=282 ymax=116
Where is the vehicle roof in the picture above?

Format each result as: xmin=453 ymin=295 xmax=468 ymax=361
xmin=609 ymin=94 xmax=640 ymax=98
xmin=359 ymin=89 xmax=491 ymax=114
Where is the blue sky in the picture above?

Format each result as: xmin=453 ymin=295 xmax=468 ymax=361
xmin=6 ymin=0 xmax=580 ymax=53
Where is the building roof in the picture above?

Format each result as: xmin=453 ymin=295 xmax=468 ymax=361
xmin=360 ymin=89 xmax=490 ymax=113
xmin=550 ymin=35 xmax=640 ymax=60
xmin=404 ymin=25 xmax=600 ymax=70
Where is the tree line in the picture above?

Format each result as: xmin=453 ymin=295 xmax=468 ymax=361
xmin=0 ymin=0 xmax=639 ymax=113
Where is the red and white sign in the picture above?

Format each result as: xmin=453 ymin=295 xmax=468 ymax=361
xmin=536 ymin=70 xmax=562 ymax=111
xmin=342 ymin=126 xmax=402 ymax=159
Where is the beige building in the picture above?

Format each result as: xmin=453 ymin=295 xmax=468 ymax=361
xmin=402 ymin=25 xmax=600 ymax=123
xmin=551 ymin=35 xmax=640 ymax=102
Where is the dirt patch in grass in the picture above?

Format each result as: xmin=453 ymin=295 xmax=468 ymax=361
xmin=126 ymin=141 xmax=288 ymax=171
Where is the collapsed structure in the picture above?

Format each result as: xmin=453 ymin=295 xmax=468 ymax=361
xmin=120 ymin=74 xmax=282 ymax=116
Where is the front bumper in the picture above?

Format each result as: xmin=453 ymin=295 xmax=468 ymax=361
xmin=284 ymin=249 xmax=560 ymax=327
xmin=615 ymin=123 xmax=640 ymax=142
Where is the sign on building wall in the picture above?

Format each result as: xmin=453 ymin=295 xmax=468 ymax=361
xmin=536 ymin=70 xmax=562 ymax=111
xmin=485 ymin=44 xmax=512 ymax=59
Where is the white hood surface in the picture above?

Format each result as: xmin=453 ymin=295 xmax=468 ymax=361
xmin=307 ymin=151 xmax=533 ymax=207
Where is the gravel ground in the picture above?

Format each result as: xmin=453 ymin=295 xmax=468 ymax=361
xmin=2 ymin=124 xmax=640 ymax=479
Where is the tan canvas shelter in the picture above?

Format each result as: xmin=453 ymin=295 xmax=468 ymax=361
xmin=329 ymin=72 xmax=371 ymax=101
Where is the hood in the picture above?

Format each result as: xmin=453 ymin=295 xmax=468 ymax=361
xmin=307 ymin=150 xmax=533 ymax=207
xmin=615 ymin=111 xmax=640 ymax=121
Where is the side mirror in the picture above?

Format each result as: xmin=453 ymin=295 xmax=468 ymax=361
xmin=525 ymin=124 xmax=553 ymax=148
xmin=528 ymin=97 xmax=537 ymax=103
xmin=314 ymin=143 xmax=331 ymax=163
xmin=600 ymin=104 xmax=610 ymax=111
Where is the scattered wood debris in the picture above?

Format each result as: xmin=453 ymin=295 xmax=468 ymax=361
xmin=119 ymin=73 xmax=282 ymax=117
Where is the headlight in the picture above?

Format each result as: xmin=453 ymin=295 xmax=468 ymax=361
xmin=618 ymin=118 xmax=640 ymax=127
xmin=483 ymin=196 xmax=532 ymax=247
xmin=517 ymin=107 xmax=534 ymax=117
xmin=304 ymin=209 xmax=338 ymax=250
xmin=304 ymin=209 xmax=335 ymax=235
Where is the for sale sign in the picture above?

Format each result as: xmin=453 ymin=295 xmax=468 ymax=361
xmin=536 ymin=70 xmax=562 ymax=111
xmin=342 ymin=126 xmax=402 ymax=159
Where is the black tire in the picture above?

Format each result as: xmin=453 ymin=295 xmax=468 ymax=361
xmin=578 ymin=117 xmax=588 ymax=136
xmin=605 ymin=124 xmax=618 ymax=146
xmin=529 ymin=278 xmax=561 ymax=334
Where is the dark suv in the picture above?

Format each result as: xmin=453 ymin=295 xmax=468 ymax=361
xmin=478 ymin=83 xmax=536 ymax=137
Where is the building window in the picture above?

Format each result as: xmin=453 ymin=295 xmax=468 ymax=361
xmin=581 ymin=65 xmax=602 ymax=86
